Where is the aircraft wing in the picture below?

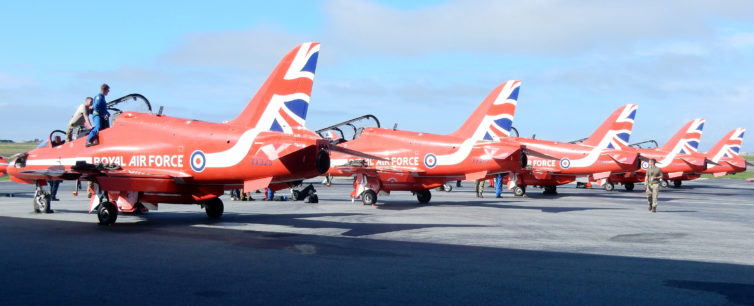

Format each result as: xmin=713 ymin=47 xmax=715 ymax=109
xmin=603 ymin=150 xmax=638 ymax=165
xmin=679 ymin=156 xmax=706 ymax=167
xmin=523 ymin=148 xmax=559 ymax=160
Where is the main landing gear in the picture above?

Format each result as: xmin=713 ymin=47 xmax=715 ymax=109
xmin=673 ymin=180 xmax=682 ymax=188
xmin=360 ymin=189 xmax=432 ymax=205
xmin=543 ymin=185 xmax=558 ymax=195
xmin=415 ymin=189 xmax=431 ymax=204
xmin=201 ymin=198 xmax=224 ymax=219
xmin=362 ymin=190 xmax=377 ymax=205
xmin=513 ymin=185 xmax=526 ymax=197
xmin=624 ymin=182 xmax=635 ymax=191
xmin=97 ymin=201 xmax=118 ymax=225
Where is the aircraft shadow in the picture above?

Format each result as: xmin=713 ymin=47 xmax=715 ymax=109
xmin=1 ymin=216 xmax=754 ymax=305
xmin=97 ymin=211 xmax=484 ymax=237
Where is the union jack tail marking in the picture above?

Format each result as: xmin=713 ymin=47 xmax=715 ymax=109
xmin=450 ymin=80 xmax=520 ymax=141
xmin=226 ymin=42 xmax=320 ymax=133
xmin=583 ymin=104 xmax=637 ymax=150
xmin=708 ymin=128 xmax=745 ymax=162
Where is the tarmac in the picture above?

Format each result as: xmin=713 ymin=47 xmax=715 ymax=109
xmin=0 ymin=178 xmax=753 ymax=305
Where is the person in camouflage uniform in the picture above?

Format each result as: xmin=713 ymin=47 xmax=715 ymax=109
xmin=645 ymin=159 xmax=662 ymax=212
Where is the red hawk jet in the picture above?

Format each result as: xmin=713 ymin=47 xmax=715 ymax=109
xmin=7 ymin=42 xmax=370 ymax=224
xmin=503 ymin=104 xmax=641 ymax=196
xmin=701 ymin=128 xmax=748 ymax=177
xmin=327 ymin=81 xmax=526 ymax=205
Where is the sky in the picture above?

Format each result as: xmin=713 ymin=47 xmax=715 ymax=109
xmin=1 ymin=0 xmax=752 ymax=152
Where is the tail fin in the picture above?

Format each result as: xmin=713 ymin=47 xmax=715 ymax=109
xmin=707 ymin=128 xmax=746 ymax=162
xmin=449 ymin=80 xmax=520 ymax=141
xmin=226 ymin=42 xmax=320 ymax=133
xmin=658 ymin=118 xmax=705 ymax=154
xmin=581 ymin=104 xmax=637 ymax=150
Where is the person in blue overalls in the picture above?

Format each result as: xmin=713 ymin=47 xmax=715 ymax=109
xmin=86 ymin=83 xmax=110 ymax=147
xmin=494 ymin=173 xmax=504 ymax=198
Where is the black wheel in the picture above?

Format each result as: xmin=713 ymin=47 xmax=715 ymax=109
xmin=660 ymin=180 xmax=669 ymax=188
xmin=673 ymin=180 xmax=682 ymax=188
xmin=97 ymin=201 xmax=118 ymax=225
xmin=362 ymin=190 xmax=377 ymax=205
xmin=203 ymin=198 xmax=224 ymax=219
xmin=513 ymin=185 xmax=526 ymax=197
xmin=624 ymin=182 xmax=635 ymax=191
xmin=416 ymin=189 xmax=431 ymax=204
xmin=543 ymin=185 xmax=557 ymax=195
xmin=33 ymin=190 xmax=50 ymax=213
xmin=604 ymin=182 xmax=615 ymax=191
xmin=292 ymin=190 xmax=301 ymax=201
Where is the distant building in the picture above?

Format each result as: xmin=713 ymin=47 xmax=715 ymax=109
xmin=0 ymin=140 xmax=14 ymax=143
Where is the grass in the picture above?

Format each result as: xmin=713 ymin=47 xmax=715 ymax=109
xmin=0 ymin=142 xmax=38 ymax=157
xmin=702 ymin=171 xmax=754 ymax=180
xmin=1 ymin=142 xmax=38 ymax=181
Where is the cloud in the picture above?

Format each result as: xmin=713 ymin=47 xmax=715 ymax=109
xmin=160 ymin=27 xmax=307 ymax=70
xmin=323 ymin=0 xmax=754 ymax=56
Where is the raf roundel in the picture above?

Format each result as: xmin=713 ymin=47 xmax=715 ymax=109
xmin=190 ymin=150 xmax=206 ymax=172
xmin=641 ymin=161 xmax=649 ymax=170
xmin=424 ymin=153 xmax=437 ymax=169
xmin=559 ymin=157 xmax=571 ymax=169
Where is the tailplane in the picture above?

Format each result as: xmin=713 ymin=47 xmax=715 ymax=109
xmin=449 ymin=80 xmax=520 ymax=141
xmin=226 ymin=42 xmax=320 ymax=133
xmin=582 ymin=104 xmax=637 ymax=150
xmin=707 ymin=128 xmax=746 ymax=162
xmin=658 ymin=118 xmax=704 ymax=155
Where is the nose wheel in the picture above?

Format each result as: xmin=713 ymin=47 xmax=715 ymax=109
xmin=33 ymin=186 xmax=51 ymax=213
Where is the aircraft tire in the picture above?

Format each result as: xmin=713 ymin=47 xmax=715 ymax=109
xmin=624 ymin=182 xmax=635 ymax=191
xmin=543 ymin=185 xmax=557 ymax=195
xmin=673 ymin=180 xmax=682 ymax=188
xmin=362 ymin=190 xmax=377 ymax=205
xmin=416 ymin=189 xmax=431 ymax=204
xmin=604 ymin=182 xmax=615 ymax=191
xmin=203 ymin=198 xmax=224 ymax=219
xmin=513 ymin=186 xmax=526 ymax=197
xmin=660 ymin=180 xmax=669 ymax=188
xmin=442 ymin=184 xmax=452 ymax=192
xmin=97 ymin=201 xmax=118 ymax=225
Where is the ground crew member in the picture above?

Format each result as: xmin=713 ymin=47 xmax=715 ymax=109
xmin=87 ymin=84 xmax=111 ymax=146
xmin=494 ymin=173 xmax=503 ymax=198
xmin=66 ymin=97 xmax=93 ymax=141
xmin=475 ymin=179 xmax=485 ymax=198
xmin=645 ymin=158 xmax=662 ymax=212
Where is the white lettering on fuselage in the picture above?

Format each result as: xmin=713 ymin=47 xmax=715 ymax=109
xmin=365 ymin=156 xmax=420 ymax=167
xmin=528 ymin=159 xmax=556 ymax=168
xmin=92 ymin=155 xmax=184 ymax=168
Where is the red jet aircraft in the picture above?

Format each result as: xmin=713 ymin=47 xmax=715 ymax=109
xmin=327 ymin=80 xmax=526 ymax=205
xmin=0 ymin=156 xmax=8 ymax=176
xmin=503 ymin=104 xmax=641 ymax=196
xmin=701 ymin=128 xmax=748 ymax=177
xmin=596 ymin=119 xmax=708 ymax=190
xmin=6 ymin=42 xmax=361 ymax=224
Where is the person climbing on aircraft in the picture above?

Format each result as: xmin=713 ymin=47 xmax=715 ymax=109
xmin=66 ymin=97 xmax=93 ymax=141
xmin=86 ymin=83 xmax=110 ymax=147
